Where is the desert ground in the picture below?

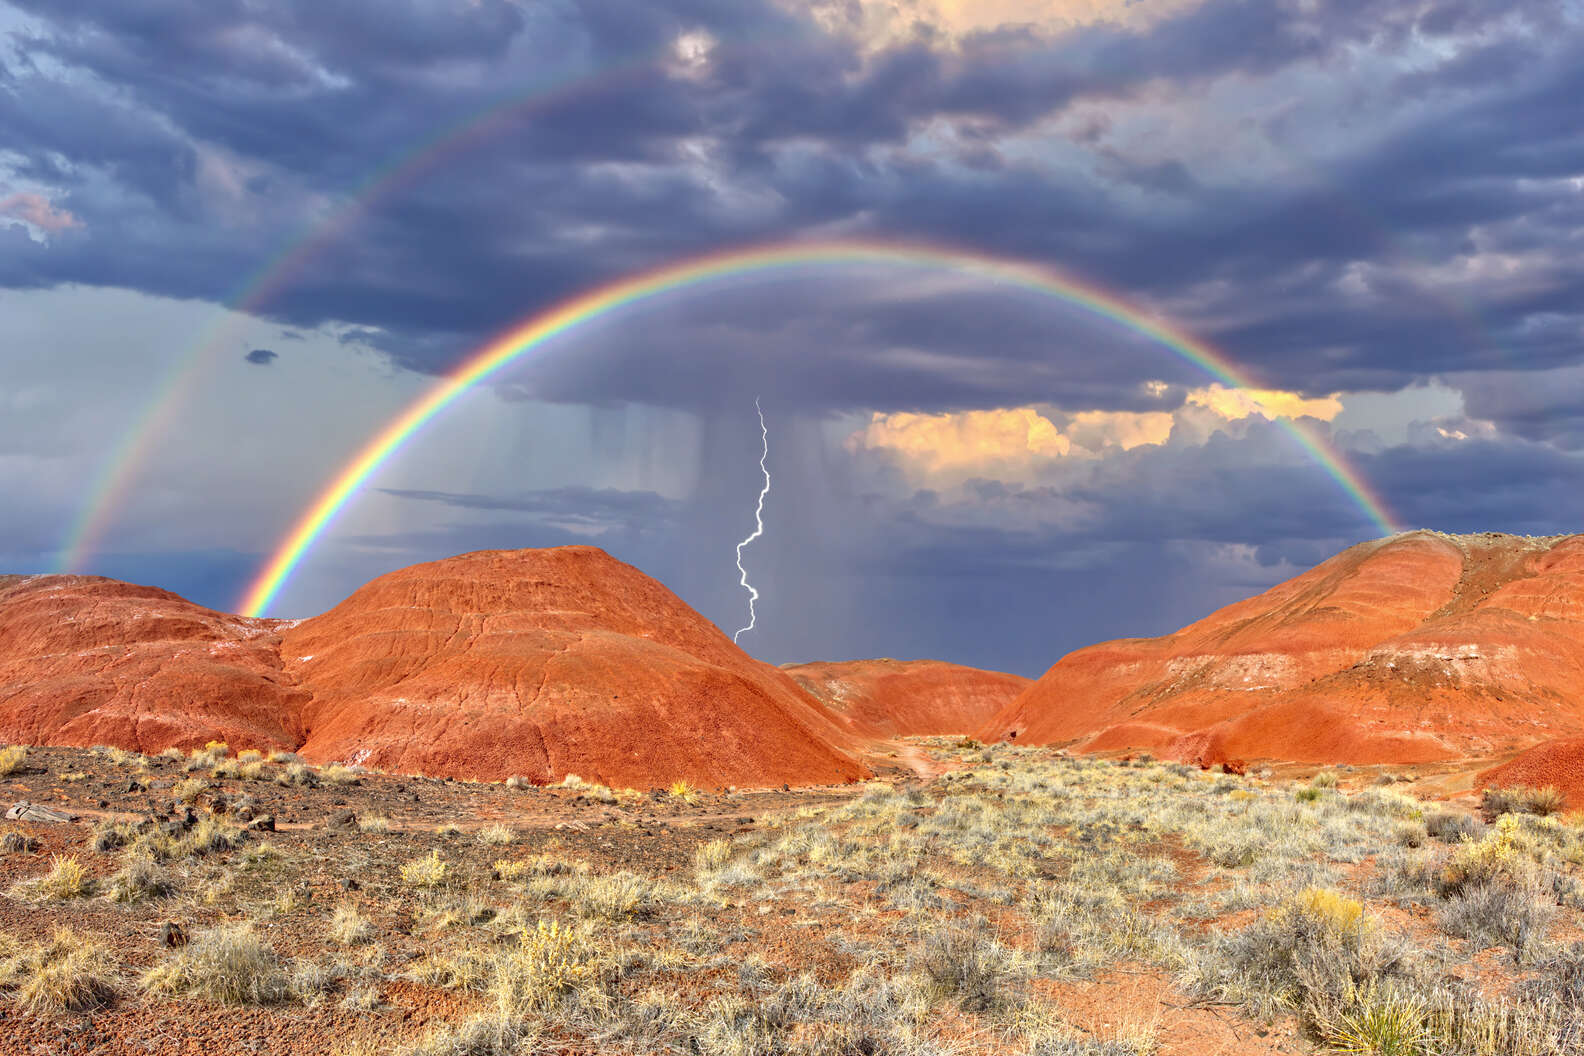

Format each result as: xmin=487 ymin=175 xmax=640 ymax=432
xmin=4 ymin=739 xmax=1584 ymax=1055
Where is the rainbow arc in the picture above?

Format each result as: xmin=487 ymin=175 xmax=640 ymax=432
xmin=237 ymin=239 xmax=1399 ymax=618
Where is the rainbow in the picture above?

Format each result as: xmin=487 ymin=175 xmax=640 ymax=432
xmin=238 ymin=240 xmax=1399 ymax=617
xmin=55 ymin=55 xmax=686 ymax=575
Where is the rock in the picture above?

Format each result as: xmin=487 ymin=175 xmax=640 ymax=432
xmin=326 ymin=809 xmax=357 ymax=832
xmin=209 ymin=794 xmax=228 ymax=815
xmin=986 ymin=532 xmax=1584 ymax=767
xmin=338 ymin=876 xmax=360 ymax=891
xmin=247 ymin=815 xmax=275 ymax=832
xmin=784 ymin=658 xmax=1030 ymax=737
xmin=158 ymin=922 xmax=187 ymax=948
xmin=5 ymin=802 xmax=76 ymax=823
xmin=232 ymin=796 xmax=257 ymax=822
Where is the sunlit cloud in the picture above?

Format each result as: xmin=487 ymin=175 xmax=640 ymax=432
xmin=849 ymin=383 xmax=1348 ymax=484
xmin=0 ymin=192 xmax=81 ymax=235
xmin=1185 ymin=384 xmax=1343 ymax=424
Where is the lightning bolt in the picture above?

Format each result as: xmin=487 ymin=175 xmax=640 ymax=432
xmin=733 ymin=397 xmax=770 ymax=644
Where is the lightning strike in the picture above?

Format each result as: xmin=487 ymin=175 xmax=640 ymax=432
xmin=733 ymin=398 xmax=770 ymax=643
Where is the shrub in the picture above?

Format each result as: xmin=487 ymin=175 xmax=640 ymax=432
xmin=914 ymin=918 xmax=1022 ymax=1013
xmin=1436 ymin=879 xmax=1554 ymax=962
xmin=1483 ymin=785 xmax=1568 ymax=819
xmin=0 ymin=829 xmax=40 ymax=854
xmin=277 ymin=762 xmax=317 ymax=787
xmin=13 ymin=855 xmax=92 ymax=902
xmin=0 ymin=745 xmax=28 ymax=776
xmin=1194 ymin=888 xmax=1408 ymax=1031
xmin=477 ymin=825 xmax=514 ymax=846
xmin=694 ymin=838 xmax=732 ymax=874
xmin=668 ymin=780 xmax=699 ymax=805
xmin=1425 ymin=811 xmax=1482 ymax=842
xmin=358 ymin=816 xmax=392 ymax=834
xmin=1311 ymin=771 xmax=1339 ymax=789
xmin=330 ymin=904 xmax=375 ymax=946
xmin=105 ymin=852 xmax=171 ymax=903
xmin=492 ymin=920 xmax=600 ymax=1016
xmin=1438 ymin=816 xmax=1533 ymax=897
xmin=1296 ymin=787 xmax=1324 ymax=803
xmin=173 ymin=777 xmax=207 ymax=803
xmin=237 ymin=750 xmax=263 ymax=764
xmin=143 ymin=924 xmax=289 ymax=1005
xmin=3 ymin=929 xmax=115 ymax=1014
xmin=1322 ymin=987 xmax=1431 ymax=1056
xmin=322 ymin=764 xmax=360 ymax=786
xmin=401 ymin=851 xmax=448 ymax=890
xmin=575 ymin=872 xmax=654 ymax=920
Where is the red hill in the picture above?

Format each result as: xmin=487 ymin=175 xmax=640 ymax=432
xmin=783 ymin=658 xmax=1029 ymax=737
xmin=284 ymin=548 xmax=869 ymax=787
xmin=0 ymin=576 xmax=305 ymax=754
xmin=983 ymin=532 xmax=1584 ymax=767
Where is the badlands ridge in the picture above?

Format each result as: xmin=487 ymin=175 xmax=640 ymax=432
xmin=2 ymin=531 xmax=1581 ymax=793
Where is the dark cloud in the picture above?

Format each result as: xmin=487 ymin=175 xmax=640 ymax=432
xmin=2 ymin=0 xmax=1582 ymax=672
xmin=244 ymin=348 xmax=278 ymax=365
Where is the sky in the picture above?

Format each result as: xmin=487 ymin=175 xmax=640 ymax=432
xmin=2 ymin=0 xmax=1581 ymax=677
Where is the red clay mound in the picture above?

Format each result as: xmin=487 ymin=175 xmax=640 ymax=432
xmin=0 ymin=575 xmax=305 ymax=754
xmin=1478 ymin=739 xmax=1584 ymax=809
xmin=783 ymin=658 xmax=1029 ymax=737
xmin=284 ymin=548 xmax=869 ymax=788
xmin=985 ymin=532 xmax=1584 ymax=767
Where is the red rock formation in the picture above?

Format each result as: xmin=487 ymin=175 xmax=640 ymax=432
xmin=783 ymin=658 xmax=1028 ymax=737
xmin=0 ymin=576 xmax=305 ymax=754
xmin=984 ymin=532 xmax=1584 ymax=767
xmin=284 ymin=548 xmax=869 ymax=787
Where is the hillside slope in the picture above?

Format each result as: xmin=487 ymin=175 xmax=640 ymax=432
xmin=285 ymin=548 xmax=870 ymax=787
xmin=0 ymin=576 xmax=305 ymax=754
xmin=984 ymin=532 xmax=1584 ymax=766
xmin=784 ymin=658 xmax=1029 ymax=737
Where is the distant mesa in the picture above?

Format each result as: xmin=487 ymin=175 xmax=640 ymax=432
xmin=984 ymin=531 xmax=1584 ymax=768
xmin=784 ymin=658 xmax=1028 ymax=737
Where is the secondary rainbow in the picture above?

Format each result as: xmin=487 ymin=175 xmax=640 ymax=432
xmin=55 ymin=54 xmax=686 ymax=575
xmin=239 ymin=240 xmax=1399 ymax=617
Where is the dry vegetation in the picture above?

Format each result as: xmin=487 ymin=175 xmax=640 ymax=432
xmin=2 ymin=741 xmax=1584 ymax=1054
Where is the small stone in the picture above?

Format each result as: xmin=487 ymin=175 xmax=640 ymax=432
xmin=338 ymin=876 xmax=360 ymax=891
xmin=326 ymin=809 xmax=358 ymax=832
xmin=248 ymin=815 xmax=275 ymax=832
xmin=158 ymin=922 xmax=187 ymax=948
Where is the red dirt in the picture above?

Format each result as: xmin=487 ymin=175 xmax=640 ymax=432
xmin=0 ymin=576 xmax=305 ymax=754
xmin=985 ymin=531 xmax=1584 ymax=767
xmin=782 ymin=658 xmax=1029 ymax=737
xmin=285 ymin=547 xmax=869 ymax=788
xmin=0 ymin=549 xmax=871 ymax=789
xmin=1477 ymin=737 xmax=1584 ymax=808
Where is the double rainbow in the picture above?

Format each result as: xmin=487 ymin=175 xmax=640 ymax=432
xmin=237 ymin=240 xmax=1398 ymax=617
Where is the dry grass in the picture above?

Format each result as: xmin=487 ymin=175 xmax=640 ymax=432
xmin=11 ymin=855 xmax=92 ymax=902
xmin=0 ymin=744 xmax=28 ymax=777
xmin=0 ymin=928 xmax=116 ymax=1014
xmin=142 ymin=924 xmax=290 ymax=1005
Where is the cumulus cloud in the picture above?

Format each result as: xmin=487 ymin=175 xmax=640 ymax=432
xmin=848 ymin=384 xmax=1349 ymax=484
